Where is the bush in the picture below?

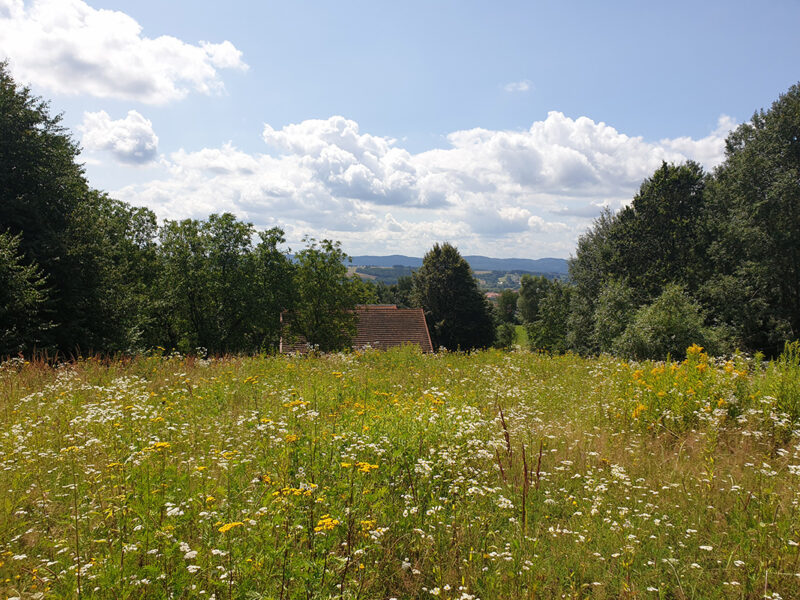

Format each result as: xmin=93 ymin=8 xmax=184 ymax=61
xmin=494 ymin=322 xmax=516 ymax=349
xmin=593 ymin=279 xmax=635 ymax=354
xmin=528 ymin=280 xmax=572 ymax=353
xmin=613 ymin=284 xmax=726 ymax=360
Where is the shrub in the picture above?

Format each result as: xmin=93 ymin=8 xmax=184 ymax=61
xmin=613 ymin=284 xmax=726 ymax=360
xmin=494 ymin=322 xmax=516 ymax=349
xmin=593 ymin=279 xmax=635 ymax=354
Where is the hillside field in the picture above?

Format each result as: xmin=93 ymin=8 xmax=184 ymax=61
xmin=2 ymin=346 xmax=800 ymax=599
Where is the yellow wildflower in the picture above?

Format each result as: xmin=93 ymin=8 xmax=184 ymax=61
xmin=687 ymin=344 xmax=704 ymax=356
xmin=314 ymin=514 xmax=340 ymax=532
xmin=218 ymin=522 xmax=244 ymax=533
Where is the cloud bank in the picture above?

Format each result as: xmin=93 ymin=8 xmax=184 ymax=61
xmin=80 ymin=110 xmax=159 ymax=164
xmin=113 ymin=112 xmax=735 ymax=257
xmin=0 ymin=0 xmax=247 ymax=103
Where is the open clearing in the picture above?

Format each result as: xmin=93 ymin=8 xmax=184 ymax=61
xmin=2 ymin=346 xmax=800 ymax=599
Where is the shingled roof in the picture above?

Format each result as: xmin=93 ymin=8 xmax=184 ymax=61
xmin=280 ymin=305 xmax=434 ymax=353
xmin=352 ymin=305 xmax=434 ymax=352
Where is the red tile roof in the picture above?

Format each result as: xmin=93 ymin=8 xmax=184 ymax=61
xmin=280 ymin=305 xmax=433 ymax=353
xmin=352 ymin=305 xmax=433 ymax=353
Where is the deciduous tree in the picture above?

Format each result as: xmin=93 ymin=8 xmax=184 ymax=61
xmin=290 ymin=238 xmax=372 ymax=352
xmin=412 ymin=243 xmax=495 ymax=351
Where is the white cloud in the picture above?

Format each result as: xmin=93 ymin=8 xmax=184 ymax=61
xmin=112 ymin=113 xmax=735 ymax=257
xmin=80 ymin=110 xmax=158 ymax=164
xmin=504 ymin=80 xmax=532 ymax=93
xmin=0 ymin=0 xmax=247 ymax=103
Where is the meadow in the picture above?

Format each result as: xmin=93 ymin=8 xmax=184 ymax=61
xmin=2 ymin=344 xmax=800 ymax=599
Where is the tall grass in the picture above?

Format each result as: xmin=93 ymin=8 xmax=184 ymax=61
xmin=1 ymin=345 xmax=799 ymax=599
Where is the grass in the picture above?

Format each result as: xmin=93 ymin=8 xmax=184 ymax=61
xmin=1 ymin=344 xmax=800 ymax=599
xmin=514 ymin=325 xmax=528 ymax=347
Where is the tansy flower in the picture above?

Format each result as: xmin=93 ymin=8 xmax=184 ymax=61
xmin=314 ymin=515 xmax=340 ymax=532
xmin=218 ymin=522 xmax=244 ymax=533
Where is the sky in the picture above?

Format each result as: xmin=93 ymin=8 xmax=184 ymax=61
xmin=2 ymin=0 xmax=799 ymax=258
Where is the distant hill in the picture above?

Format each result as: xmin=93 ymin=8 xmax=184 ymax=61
xmin=350 ymin=254 xmax=569 ymax=275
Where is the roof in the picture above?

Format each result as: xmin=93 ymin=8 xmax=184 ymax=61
xmin=352 ymin=305 xmax=434 ymax=353
xmin=280 ymin=305 xmax=434 ymax=353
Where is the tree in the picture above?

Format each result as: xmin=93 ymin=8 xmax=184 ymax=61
xmin=290 ymin=238 xmax=372 ymax=352
xmin=613 ymin=284 xmax=726 ymax=361
xmin=528 ymin=280 xmax=573 ymax=353
xmin=565 ymin=209 xmax=619 ymax=355
xmin=496 ymin=289 xmax=519 ymax=324
xmin=592 ymin=279 xmax=636 ymax=354
xmin=157 ymin=213 xmax=265 ymax=354
xmin=516 ymin=275 xmax=552 ymax=324
xmin=372 ymin=275 xmax=413 ymax=308
xmin=411 ymin=243 xmax=495 ymax=351
xmin=249 ymin=227 xmax=295 ymax=352
xmin=0 ymin=232 xmax=50 ymax=356
xmin=704 ymin=83 xmax=800 ymax=354
xmin=0 ymin=61 xmax=93 ymax=351
xmin=565 ymin=163 xmax=711 ymax=356
xmin=494 ymin=322 xmax=516 ymax=349
xmin=64 ymin=192 xmax=160 ymax=352
xmin=610 ymin=161 xmax=709 ymax=300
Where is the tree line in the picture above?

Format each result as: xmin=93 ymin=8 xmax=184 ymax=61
xmin=1 ymin=63 xmax=498 ymax=357
xmin=3 ymin=59 xmax=799 ymax=359
xmin=496 ymin=82 xmax=800 ymax=359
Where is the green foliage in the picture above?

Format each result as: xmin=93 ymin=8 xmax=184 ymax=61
xmin=703 ymin=83 xmax=800 ymax=354
xmin=157 ymin=214 xmax=295 ymax=354
xmin=513 ymin=324 xmax=528 ymax=346
xmin=290 ymin=238 xmax=370 ymax=352
xmin=566 ymin=163 xmax=710 ymax=358
xmin=65 ymin=192 xmax=160 ymax=352
xmin=516 ymin=274 xmax=551 ymax=324
xmin=0 ymin=231 xmax=50 ymax=355
xmin=527 ymin=279 xmax=573 ymax=353
xmin=611 ymin=161 xmax=709 ymax=299
xmin=565 ymin=81 xmax=800 ymax=358
xmin=606 ymin=345 xmax=755 ymax=433
xmin=0 ymin=61 xmax=95 ymax=351
xmin=371 ymin=275 xmax=414 ymax=308
xmin=412 ymin=243 xmax=495 ymax=350
xmin=250 ymin=228 xmax=296 ymax=351
xmin=495 ymin=289 xmax=519 ymax=324
xmin=158 ymin=214 xmax=252 ymax=353
xmin=592 ymin=279 xmax=635 ymax=354
xmin=766 ymin=341 xmax=800 ymax=422
xmin=494 ymin=322 xmax=516 ymax=349
xmin=612 ymin=284 xmax=724 ymax=361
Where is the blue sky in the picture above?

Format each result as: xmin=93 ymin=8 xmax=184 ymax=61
xmin=2 ymin=0 xmax=799 ymax=257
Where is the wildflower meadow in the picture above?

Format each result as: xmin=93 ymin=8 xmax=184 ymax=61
xmin=2 ymin=344 xmax=800 ymax=599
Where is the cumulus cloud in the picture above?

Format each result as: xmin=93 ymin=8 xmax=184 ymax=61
xmin=504 ymin=79 xmax=532 ymax=93
xmin=0 ymin=0 xmax=247 ymax=103
xmin=80 ymin=110 xmax=158 ymax=164
xmin=113 ymin=112 xmax=736 ymax=256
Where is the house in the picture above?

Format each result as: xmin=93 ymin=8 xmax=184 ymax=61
xmin=280 ymin=304 xmax=434 ymax=354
